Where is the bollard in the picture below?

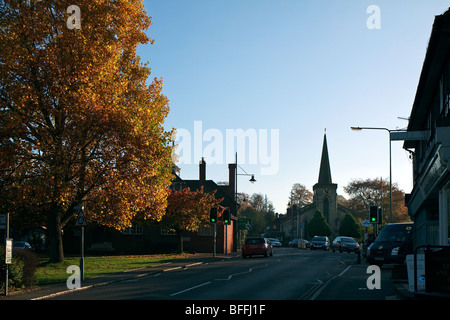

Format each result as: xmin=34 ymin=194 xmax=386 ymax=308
xmin=357 ymin=249 xmax=361 ymax=264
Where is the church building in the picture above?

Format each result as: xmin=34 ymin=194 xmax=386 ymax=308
xmin=280 ymin=133 xmax=356 ymax=240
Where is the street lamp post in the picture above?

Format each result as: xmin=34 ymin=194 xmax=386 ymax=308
xmin=351 ymin=126 xmax=393 ymax=224
xmin=235 ymin=152 xmax=256 ymax=253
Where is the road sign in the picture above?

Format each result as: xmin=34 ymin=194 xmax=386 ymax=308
xmin=361 ymin=219 xmax=372 ymax=228
xmin=74 ymin=211 xmax=87 ymax=227
xmin=5 ymin=239 xmax=13 ymax=264
xmin=238 ymin=217 xmax=252 ymax=231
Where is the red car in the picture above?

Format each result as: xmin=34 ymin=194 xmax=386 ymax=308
xmin=242 ymin=237 xmax=273 ymax=258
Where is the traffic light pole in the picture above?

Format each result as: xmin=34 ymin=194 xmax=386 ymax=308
xmin=225 ymin=224 xmax=228 ymax=255
xmin=210 ymin=206 xmax=217 ymax=257
xmin=213 ymin=223 xmax=216 ymax=258
xmin=223 ymin=208 xmax=230 ymax=255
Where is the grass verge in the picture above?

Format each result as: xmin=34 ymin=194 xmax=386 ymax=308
xmin=35 ymin=253 xmax=193 ymax=286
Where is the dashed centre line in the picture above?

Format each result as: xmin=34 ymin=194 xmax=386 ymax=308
xmin=170 ymin=263 xmax=268 ymax=296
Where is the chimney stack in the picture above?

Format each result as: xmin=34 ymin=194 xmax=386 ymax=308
xmin=199 ymin=157 xmax=206 ymax=184
xmin=228 ymin=163 xmax=236 ymax=197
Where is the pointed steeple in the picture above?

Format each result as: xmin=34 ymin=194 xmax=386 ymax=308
xmin=317 ymin=133 xmax=332 ymax=185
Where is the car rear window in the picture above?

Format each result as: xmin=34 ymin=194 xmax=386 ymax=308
xmin=246 ymin=238 xmax=265 ymax=244
xmin=376 ymin=224 xmax=413 ymax=242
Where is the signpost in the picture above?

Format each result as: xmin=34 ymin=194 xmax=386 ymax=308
xmin=2 ymin=213 xmax=10 ymax=296
xmin=74 ymin=206 xmax=86 ymax=282
xmin=237 ymin=218 xmax=252 ymax=250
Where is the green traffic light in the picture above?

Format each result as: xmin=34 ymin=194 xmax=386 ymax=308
xmin=371 ymin=217 xmax=376 ymax=222
xmin=224 ymin=220 xmax=228 ymax=224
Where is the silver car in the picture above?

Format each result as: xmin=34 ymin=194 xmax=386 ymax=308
xmin=267 ymin=238 xmax=282 ymax=247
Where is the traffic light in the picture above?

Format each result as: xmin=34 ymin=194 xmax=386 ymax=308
xmin=210 ymin=206 xmax=218 ymax=223
xmin=369 ymin=205 xmax=378 ymax=224
xmin=223 ymin=208 xmax=231 ymax=225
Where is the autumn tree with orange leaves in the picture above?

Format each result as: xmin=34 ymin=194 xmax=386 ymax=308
xmin=162 ymin=187 xmax=223 ymax=253
xmin=0 ymin=1 xmax=174 ymax=262
xmin=344 ymin=178 xmax=411 ymax=225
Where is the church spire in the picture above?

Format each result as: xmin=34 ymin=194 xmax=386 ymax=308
xmin=317 ymin=133 xmax=332 ymax=185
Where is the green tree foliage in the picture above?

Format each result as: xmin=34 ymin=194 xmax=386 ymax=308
xmin=239 ymin=206 xmax=265 ymax=237
xmin=307 ymin=210 xmax=331 ymax=237
xmin=339 ymin=214 xmax=361 ymax=238
xmin=238 ymin=193 xmax=276 ymax=237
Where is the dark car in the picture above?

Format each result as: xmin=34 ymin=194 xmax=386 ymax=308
xmin=366 ymin=223 xmax=413 ymax=267
xmin=13 ymin=241 xmax=32 ymax=250
xmin=310 ymin=236 xmax=330 ymax=251
xmin=288 ymin=238 xmax=301 ymax=248
xmin=242 ymin=237 xmax=273 ymax=258
xmin=331 ymin=236 xmax=360 ymax=253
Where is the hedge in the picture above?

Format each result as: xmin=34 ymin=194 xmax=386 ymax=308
xmin=0 ymin=245 xmax=38 ymax=291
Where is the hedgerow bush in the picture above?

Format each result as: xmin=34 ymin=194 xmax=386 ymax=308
xmin=0 ymin=245 xmax=38 ymax=291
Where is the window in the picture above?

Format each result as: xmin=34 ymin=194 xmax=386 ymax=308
xmin=160 ymin=228 xmax=176 ymax=236
xmin=323 ymin=197 xmax=330 ymax=222
xmin=122 ymin=225 xmax=143 ymax=235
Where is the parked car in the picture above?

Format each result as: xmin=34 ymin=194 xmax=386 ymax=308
xmin=331 ymin=236 xmax=360 ymax=253
xmin=267 ymin=238 xmax=282 ymax=247
xmin=13 ymin=241 xmax=32 ymax=250
xmin=310 ymin=236 xmax=330 ymax=251
xmin=288 ymin=238 xmax=300 ymax=248
xmin=242 ymin=237 xmax=273 ymax=258
xmin=366 ymin=222 xmax=413 ymax=267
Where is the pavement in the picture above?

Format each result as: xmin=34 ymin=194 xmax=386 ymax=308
xmin=1 ymin=251 xmax=417 ymax=300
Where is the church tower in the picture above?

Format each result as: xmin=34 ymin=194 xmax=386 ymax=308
xmin=313 ymin=133 xmax=339 ymax=238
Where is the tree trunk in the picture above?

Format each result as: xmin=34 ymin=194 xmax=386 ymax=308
xmin=48 ymin=208 xmax=64 ymax=263
xmin=176 ymin=230 xmax=183 ymax=253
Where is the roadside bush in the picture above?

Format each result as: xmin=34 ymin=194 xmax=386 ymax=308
xmin=0 ymin=245 xmax=39 ymax=290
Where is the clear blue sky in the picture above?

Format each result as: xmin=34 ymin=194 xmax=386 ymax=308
xmin=137 ymin=0 xmax=450 ymax=213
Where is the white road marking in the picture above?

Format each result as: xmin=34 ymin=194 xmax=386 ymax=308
xmin=215 ymin=264 xmax=268 ymax=281
xmin=170 ymin=281 xmax=212 ymax=296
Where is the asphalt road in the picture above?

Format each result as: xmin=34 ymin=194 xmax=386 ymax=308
xmin=47 ymin=247 xmax=405 ymax=300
